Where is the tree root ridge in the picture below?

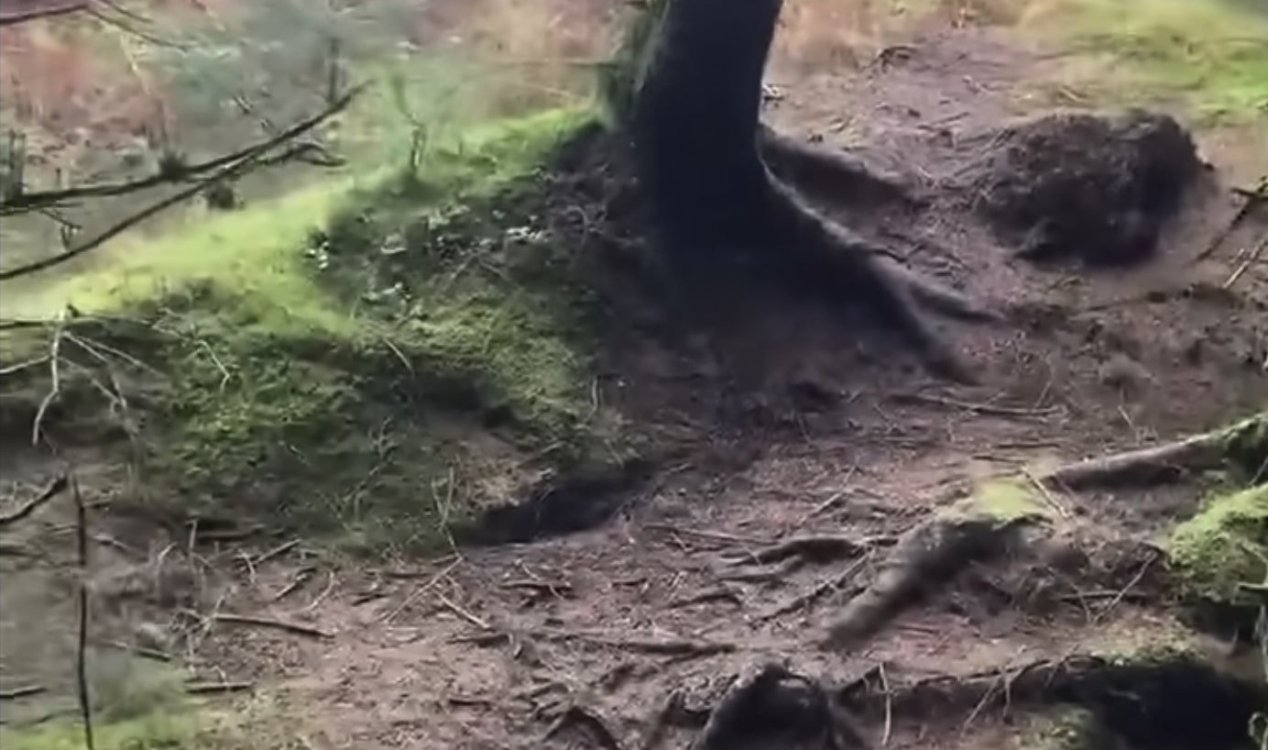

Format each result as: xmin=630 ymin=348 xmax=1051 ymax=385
xmin=758 ymin=126 xmax=915 ymax=207
xmin=823 ymin=514 xmax=1022 ymax=649
xmin=851 ymin=654 xmax=1266 ymax=750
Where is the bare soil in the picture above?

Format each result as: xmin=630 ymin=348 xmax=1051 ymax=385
xmin=3 ymin=22 xmax=1267 ymax=750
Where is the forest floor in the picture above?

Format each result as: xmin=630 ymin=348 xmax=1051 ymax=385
xmin=1 ymin=4 xmax=1267 ymax=750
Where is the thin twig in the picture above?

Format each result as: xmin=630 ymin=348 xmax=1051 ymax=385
xmin=0 ymin=2 xmax=88 ymax=27
xmin=380 ymin=559 xmax=460 ymax=623
xmin=0 ymin=475 xmax=68 ymax=528
xmin=270 ymin=567 xmax=316 ymax=602
xmin=437 ymin=593 xmax=490 ymax=629
xmin=0 ymin=355 xmax=51 ymax=377
xmin=1224 ymin=236 xmax=1268 ymax=289
xmin=1021 ymin=469 xmax=1071 ymax=520
xmin=889 ymin=392 xmax=1058 ymax=418
xmin=644 ymin=524 xmax=774 ymax=546
xmin=209 ymin=613 xmax=333 ymax=639
xmin=185 ymin=681 xmax=254 ymax=695
xmin=0 ymin=684 xmax=47 ymax=700
xmin=32 ymin=312 xmax=67 ymax=445
xmin=72 ymin=476 xmax=96 ymax=750
xmin=0 ymin=88 xmax=365 ymax=281
xmin=251 ymin=539 xmax=300 ymax=566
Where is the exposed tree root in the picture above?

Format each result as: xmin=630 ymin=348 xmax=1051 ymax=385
xmin=691 ymin=664 xmax=869 ymax=750
xmin=823 ymin=514 xmax=1022 ymax=649
xmin=728 ymin=534 xmax=887 ymax=567
xmin=1040 ymin=413 xmax=1267 ymax=490
xmin=759 ymin=554 xmax=872 ymax=623
xmin=758 ymin=126 xmax=913 ymax=205
xmin=631 ymin=0 xmax=992 ymax=379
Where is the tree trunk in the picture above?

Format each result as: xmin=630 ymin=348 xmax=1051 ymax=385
xmin=632 ymin=0 xmax=986 ymax=378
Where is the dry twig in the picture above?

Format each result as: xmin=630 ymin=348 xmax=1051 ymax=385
xmin=544 ymin=705 xmax=625 ymax=750
xmin=889 ymin=392 xmax=1058 ymax=418
xmin=185 ymin=681 xmax=255 ymax=695
xmin=209 ymin=613 xmax=333 ymax=639
xmin=0 ymin=475 xmax=68 ymax=528
xmin=0 ymin=684 xmax=47 ymax=700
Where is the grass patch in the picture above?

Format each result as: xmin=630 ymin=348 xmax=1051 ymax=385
xmin=1020 ymin=0 xmax=1268 ymax=122
xmin=1 ymin=714 xmax=205 ymax=750
xmin=0 ymin=696 xmax=292 ymax=750
xmin=0 ymin=107 xmax=620 ymax=554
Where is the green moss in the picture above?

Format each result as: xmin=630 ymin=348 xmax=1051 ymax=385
xmin=1023 ymin=0 xmax=1268 ymax=122
xmin=970 ymin=477 xmax=1048 ymax=522
xmin=0 ymin=107 xmax=620 ymax=554
xmin=1168 ymin=484 xmax=1268 ymax=604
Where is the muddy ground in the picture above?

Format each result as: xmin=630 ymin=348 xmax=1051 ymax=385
xmin=2 ymin=18 xmax=1267 ymax=750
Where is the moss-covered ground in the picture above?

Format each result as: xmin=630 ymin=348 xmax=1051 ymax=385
xmin=0 ymin=107 xmax=626 ymax=554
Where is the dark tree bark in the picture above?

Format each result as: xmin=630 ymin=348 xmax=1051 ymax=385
xmin=632 ymin=0 xmax=986 ymax=377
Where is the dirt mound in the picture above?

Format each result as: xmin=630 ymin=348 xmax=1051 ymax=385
xmin=968 ymin=110 xmax=1202 ymax=265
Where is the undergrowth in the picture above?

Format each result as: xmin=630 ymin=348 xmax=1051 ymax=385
xmin=0 ymin=107 xmax=622 ymax=554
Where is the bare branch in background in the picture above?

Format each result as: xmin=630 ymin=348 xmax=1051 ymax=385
xmin=0 ymin=1 xmax=89 ymax=27
xmin=0 ymin=85 xmax=364 ymax=281
xmin=1 ymin=85 xmax=364 ymax=216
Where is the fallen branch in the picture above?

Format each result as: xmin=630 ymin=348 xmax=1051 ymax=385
xmin=209 ymin=613 xmax=333 ymax=639
xmin=250 ymin=538 xmax=300 ymax=566
xmin=1038 ymin=413 xmax=1266 ymax=490
xmin=759 ymin=553 xmax=872 ymax=622
xmin=0 ymin=475 xmax=68 ymax=528
xmin=888 ymin=392 xmax=1058 ymax=418
xmin=0 ymin=85 xmax=364 ymax=216
xmin=1223 ymin=235 xmax=1268 ymax=290
xmin=0 ymin=1 xmax=88 ymax=27
xmin=0 ymin=684 xmax=47 ymax=700
xmin=185 ymin=681 xmax=255 ymax=695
